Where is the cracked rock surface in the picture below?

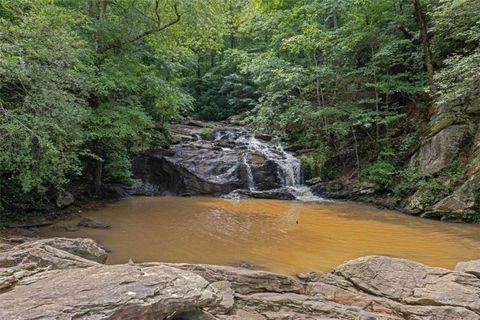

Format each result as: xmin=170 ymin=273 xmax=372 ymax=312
xmin=1 ymin=237 xmax=480 ymax=320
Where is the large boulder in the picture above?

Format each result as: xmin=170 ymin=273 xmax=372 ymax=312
xmin=334 ymin=256 xmax=480 ymax=312
xmin=456 ymin=259 xmax=480 ymax=278
xmin=0 ymin=264 xmax=219 ymax=320
xmin=433 ymin=172 xmax=480 ymax=215
xmin=0 ymin=238 xmax=107 ymax=292
xmin=56 ymin=191 xmax=75 ymax=208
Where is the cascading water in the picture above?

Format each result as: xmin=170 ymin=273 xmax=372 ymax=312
xmin=135 ymin=121 xmax=325 ymax=201
xmin=242 ymin=154 xmax=256 ymax=191
xmin=238 ymin=136 xmax=303 ymax=187
xmin=233 ymin=132 xmax=323 ymax=201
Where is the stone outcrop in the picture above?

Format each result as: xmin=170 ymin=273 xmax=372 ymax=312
xmin=0 ymin=264 xmax=218 ymax=320
xmin=132 ymin=121 xmax=302 ymax=198
xmin=2 ymin=237 xmax=480 ymax=320
xmin=406 ymin=92 xmax=480 ymax=219
xmin=410 ymin=124 xmax=470 ymax=176
xmin=0 ymin=237 xmax=107 ymax=292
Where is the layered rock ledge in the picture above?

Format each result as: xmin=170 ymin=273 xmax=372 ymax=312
xmin=2 ymin=237 xmax=480 ymax=320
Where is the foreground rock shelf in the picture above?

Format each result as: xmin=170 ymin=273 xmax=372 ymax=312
xmin=2 ymin=237 xmax=480 ymax=319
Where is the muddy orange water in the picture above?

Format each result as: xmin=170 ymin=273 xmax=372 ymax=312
xmin=41 ymin=197 xmax=480 ymax=274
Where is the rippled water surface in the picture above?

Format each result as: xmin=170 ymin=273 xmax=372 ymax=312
xmin=42 ymin=197 xmax=480 ymax=274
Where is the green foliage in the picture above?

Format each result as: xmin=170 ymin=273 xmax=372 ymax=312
xmin=0 ymin=1 xmax=90 ymax=209
xmin=393 ymin=167 xmax=420 ymax=197
xmin=200 ymin=127 xmax=213 ymax=140
xmin=364 ymin=160 xmax=398 ymax=191
xmin=0 ymin=0 xmax=225 ymax=212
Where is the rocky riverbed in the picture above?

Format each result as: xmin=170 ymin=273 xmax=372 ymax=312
xmin=2 ymin=236 xmax=480 ymax=320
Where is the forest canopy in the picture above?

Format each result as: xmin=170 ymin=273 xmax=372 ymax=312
xmin=1 ymin=0 xmax=479 ymax=213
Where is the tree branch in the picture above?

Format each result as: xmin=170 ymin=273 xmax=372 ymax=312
xmin=99 ymin=2 xmax=180 ymax=54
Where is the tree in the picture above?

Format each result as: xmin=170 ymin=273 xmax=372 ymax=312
xmin=413 ymin=0 xmax=434 ymax=89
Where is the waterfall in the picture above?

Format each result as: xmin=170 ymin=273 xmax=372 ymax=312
xmin=234 ymin=132 xmax=325 ymax=201
xmin=152 ymin=121 xmax=325 ymax=201
xmin=242 ymin=154 xmax=256 ymax=191
xmin=238 ymin=135 xmax=302 ymax=187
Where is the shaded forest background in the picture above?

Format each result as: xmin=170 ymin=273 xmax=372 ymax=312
xmin=0 ymin=0 xmax=479 ymax=215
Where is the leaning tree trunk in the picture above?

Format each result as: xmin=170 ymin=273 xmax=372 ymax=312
xmin=413 ymin=0 xmax=434 ymax=90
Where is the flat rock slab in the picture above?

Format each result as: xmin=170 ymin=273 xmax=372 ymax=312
xmin=334 ymin=256 xmax=480 ymax=312
xmin=3 ymin=237 xmax=480 ymax=320
xmin=0 ymin=264 xmax=218 ymax=320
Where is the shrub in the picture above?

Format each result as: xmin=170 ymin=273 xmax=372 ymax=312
xmin=364 ymin=160 xmax=398 ymax=191
xmin=200 ymin=127 xmax=213 ymax=140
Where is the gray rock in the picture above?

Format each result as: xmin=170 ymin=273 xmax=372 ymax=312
xmin=0 ymin=264 xmax=219 ymax=320
xmin=0 ymin=238 xmax=105 ymax=292
xmin=334 ymin=256 xmax=480 ymax=312
xmin=410 ymin=125 xmax=469 ymax=176
xmin=132 ymin=121 xmax=301 ymax=197
xmin=163 ymin=263 xmax=303 ymax=295
xmin=3 ymin=238 xmax=480 ymax=320
xmin=206 ymin=281 xmax=235 ymax=314
xmin=56 ymin=191 xmax=74 ymax=208
xmin=456 ymin=259 xmax=480 ymax=278
xmin=433 ymin=172 xmax=480 ymax=215
xmin=77 ymin=217 xmax=111 ymax=229
xmin=226 ymin=188 xmax=296 ymax=200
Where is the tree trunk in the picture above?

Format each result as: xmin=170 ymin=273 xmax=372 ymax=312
xmin=413 ymin=0 xmax=434 ymax=89
xmin=93 ymin=160 xmax=103 ymax=197
xmin=332 ymin=12 xmax=338 ymax=30
xmin=352 ymin=127 xmax=360 ymax=173
xmin=89 ymin=0 xmax=108 ymax=193
xmin=371 ymin=45 xmax=380 ymax=142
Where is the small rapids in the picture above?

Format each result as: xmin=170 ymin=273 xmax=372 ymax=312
xmin=213 ymin=128 xmax=323 ymax=201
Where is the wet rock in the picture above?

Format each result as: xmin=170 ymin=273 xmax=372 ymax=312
xmin=50 ymin=225 xmax=80 ymax=232
xmin=310 ymin=181 xmax=355 ymax=199
xmin=55 ymin=191 xmax=74 ymax=208
xmin=100 ymin=183 xmax=132 ymax=198
xmin=77 ymin=217 xmax=110 ymax=229
xmin=283 ymin=144 xmax=305 ymax=152
xmin=255 ymin=133 xmax=272 ymax=141
xmin=251 ymin=159 xmax=284 ymax=190
xmin=227 ymin=188 xmax=296 ymax=200
xmin=133 ymin=121 xmax=302 ymax=197
xmin=305 ymin=177 xmax=323 ymax=186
